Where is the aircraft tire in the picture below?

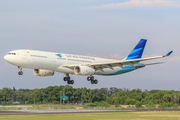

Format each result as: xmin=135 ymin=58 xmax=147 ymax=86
xmin=91 ymin=80 xmax=94 ymax=84
xmin=87 ymin=77 xmax=91 ymax=81
xmin=67 ymin=80 xmax=71 ymax=84
xmin=71 ymin=80 xmax=74 ymax=84
xmin=94 ymin=80 xmax=98 ymax=84
xmin=18 ymin=71 xmax=23 ymax=75
xmin=90 ymin=76 xmax=94 ymax=81
xmin=64 ymin=77 xmax=67 ymax=81
xmin=67 ymin=77 xmax=70 ymax=81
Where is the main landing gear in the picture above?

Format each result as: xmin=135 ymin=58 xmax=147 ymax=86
xmin=87 ymin=76 xmax=98 ymax=84
xmin=64 ymin=74 xmax=74 ymax=85
xmin=18 ymin=67 xmax=23 ymax=75
xmin=63 ymin=74 xmax=98 ymax=85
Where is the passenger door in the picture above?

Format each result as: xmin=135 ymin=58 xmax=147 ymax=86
xmin=52 ymin=54 xmax=56 ymax=62
xmin=22 ymin=52 xmax=27 ymax=59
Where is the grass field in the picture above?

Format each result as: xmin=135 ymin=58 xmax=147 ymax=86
xmin=1 ymin=112 xmax=180 ymax=120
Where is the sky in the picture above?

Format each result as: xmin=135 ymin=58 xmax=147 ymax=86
xmin=0 ymin=0 xmax=180 ymax=90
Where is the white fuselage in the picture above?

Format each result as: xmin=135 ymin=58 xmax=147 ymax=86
xmin=4 ymin=49 xmax=136 ymax=76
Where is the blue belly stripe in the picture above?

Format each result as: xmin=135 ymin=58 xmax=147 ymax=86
xmin=102 ymin=67 xmax=135 ymax=76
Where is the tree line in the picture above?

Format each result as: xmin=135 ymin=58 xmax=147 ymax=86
xmin=0 ymin=86 xmax=180 ymax=107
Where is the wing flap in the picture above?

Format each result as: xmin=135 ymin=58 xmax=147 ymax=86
xmin=144 ymin=62 xmax=165 ymax=66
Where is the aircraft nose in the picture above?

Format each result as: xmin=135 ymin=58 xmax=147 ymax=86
xmin=4 ymin=55 xmax=8 ymax=61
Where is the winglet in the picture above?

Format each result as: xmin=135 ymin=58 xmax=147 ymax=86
xmin=165 ymin=51 xmax=173 ymax=56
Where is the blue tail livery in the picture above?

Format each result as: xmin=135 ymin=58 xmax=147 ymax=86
xmin=126 ymin=39 xmax=147 ymax=60
xmin=165 ymin=51 xmax=173 ymax=56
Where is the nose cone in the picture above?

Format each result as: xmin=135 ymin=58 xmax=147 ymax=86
xmin=4 ymin=55 xmax=8 ymax=61
xmin=4 ymin=54 xmax=15 ymax=65
xmin=4 ymin=55 xmax=11 ymax=63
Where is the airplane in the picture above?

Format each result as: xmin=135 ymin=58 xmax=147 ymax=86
xmin=4 ymin=39 xmax=173 ymax=85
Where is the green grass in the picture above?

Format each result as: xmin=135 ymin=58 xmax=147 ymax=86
xmin=0 ymin=112 xmax=180 ymax=120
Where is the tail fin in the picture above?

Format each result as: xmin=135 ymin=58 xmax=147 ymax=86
xmin=126 ymin=39 xmax=147 ymax=60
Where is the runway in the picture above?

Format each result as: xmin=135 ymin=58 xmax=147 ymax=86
xmin=0 ymin=109 xmax=180 ymax=115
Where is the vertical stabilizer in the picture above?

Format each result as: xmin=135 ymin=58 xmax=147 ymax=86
xmin=126 ymin=39 xmax=147 ymax=60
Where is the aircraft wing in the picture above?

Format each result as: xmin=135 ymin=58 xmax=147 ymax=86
xmin=143 ymin=62 xmax=165 ymax=66
xmin=62 ymin=51 xmax=173 ymax=71
xmin=90 ymin=51 xmax=173 ymax=70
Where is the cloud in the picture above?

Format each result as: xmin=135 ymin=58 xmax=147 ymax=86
xmin=90 ymin=0 xmax=180 ymax=9
xmin=169 ymin=56 xmax=180 ymax=61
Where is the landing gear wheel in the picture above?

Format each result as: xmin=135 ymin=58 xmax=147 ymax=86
xmin=64 ymin=77 xmax=67 ymax=81
xmin=70 ymin=80 xmax=74 ymax=85
xmin=67 ymin=77 xmax=70 ymax=81
xmin=67 ymin=80 xmax=71 ymax=84
xmin=87 ymin=77 xmax=91 ymax=81
xmin=91 ymin=80 xmax=94 ymax=84
xmin=90 ymin=76 xmax=94 ymax=81
xmin=94 ymin=80 xmax=98 ymax=84
xmin=18 ymin=71 xmax=23 ymax=75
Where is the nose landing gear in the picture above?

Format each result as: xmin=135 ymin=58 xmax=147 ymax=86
xmin=18 ymin=67 xmax=23 ymax=75
xmin=18 ymin=71 xmax=23 ymax=75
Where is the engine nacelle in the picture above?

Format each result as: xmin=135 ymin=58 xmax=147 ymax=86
xmin=33 ymin=69 xmax=54 ymax=77
xmin=74 ymin=66 xmax=95 ymax=76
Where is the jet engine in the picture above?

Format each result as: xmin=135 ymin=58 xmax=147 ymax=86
xmin=33 ymin=69 xmax=54 ymax=77
xmin=74 ymin=66 xmax=95 ymax=76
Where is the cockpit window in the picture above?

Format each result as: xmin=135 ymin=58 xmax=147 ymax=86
xmin=8 ymin=53 xmax=16 ymax=55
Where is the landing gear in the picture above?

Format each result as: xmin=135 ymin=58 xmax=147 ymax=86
xmin=87 ymin=76 xmax=98 ymax=84
xmin=87 ymin=76 xmax=94 ymax=81
xmin=67 ymin=80 xmax=74 ymax=85
xmin=91 ymin=80 xmax=98 ymax=84
xmin=64 ymin=74 xmax=74 ymax=85
xmin=18 ymin=67 xmax=23 ymax=75
xmin=70 ymin=80 xmax=74 ymax=84
xmin=18 ymin=71 xmax=23 ymax=75
xmin=63 ymin=77 xmax=70 ymax=81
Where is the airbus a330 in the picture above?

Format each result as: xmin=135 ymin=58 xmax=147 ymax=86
xmin=4 ymin=39 xmax=173 ymax=85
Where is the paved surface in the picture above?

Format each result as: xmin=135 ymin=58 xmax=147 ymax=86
xmin=0 ymin=109 xmax=135 ymax=115
xmin=0 ymin=109 xmax=180 ymax=115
